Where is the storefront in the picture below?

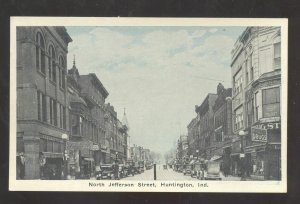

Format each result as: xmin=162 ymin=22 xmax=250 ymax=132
xmin=230 ymin=139 xmax=242 ymax=176
xmin=67 ymin=140 xmax=94 ymax=179
xmin=245 ymin=121 xmax=281 ymax=180
xmin=39 ymin=152 xmax=64 ymax=180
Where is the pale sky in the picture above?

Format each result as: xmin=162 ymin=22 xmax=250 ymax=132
xmin=66 ymin=26 xmax=245 ymax=155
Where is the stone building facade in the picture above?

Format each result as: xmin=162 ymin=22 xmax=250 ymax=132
xmin=231 ymin=26 xmax=281 ymax=180
xmin=16 ymin=26 xmax=72 ymax=179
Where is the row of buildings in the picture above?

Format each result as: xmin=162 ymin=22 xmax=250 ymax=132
xmin=16 ymin=26 xmax=147 ymax=180
xmin=176 ymin=26 xmax=281 ymax=180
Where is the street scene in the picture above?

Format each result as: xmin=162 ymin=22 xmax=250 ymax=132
xmin=16 ymin=25 xmax=282 ymax=181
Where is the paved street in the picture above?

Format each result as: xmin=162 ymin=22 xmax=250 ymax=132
xmin=121 ymin=165 xmax=244 ymax=181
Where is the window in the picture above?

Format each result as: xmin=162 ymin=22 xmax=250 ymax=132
xmin=71 ymin=114 xmax=82 ymax=135
xmin=248 ymin=54 xmax=254 ymax=81
xmin=37 ymin=91 xmax=47 ymax=122
xmin=234 ymin=106 xmax=243 ymax=131
xmin=59 ymin=104 xmax=63 ymax=128
xmin=48 ymin=45 xmax=56 ymax=82
xmin=255 ymin=92 xmax=259 ymax=121
xmin=233 ymin=68 xmax=243 ymax=95
xmin=274 ymin=43 xmax=281 ymax=69
xmin=58 ymin=56 xmax=65 ymax=89
xmin=262 ymin=87 xmax=280 ymax=117
xmin=35 ymin=32 xmax=46 ymax=74
xmin=40 ymin=138 xmax=47 ymax=152
xmin=247 ymin=99 xmax=254 ymax=126
xmin=63 ymin=106 xmax=66 ymax=129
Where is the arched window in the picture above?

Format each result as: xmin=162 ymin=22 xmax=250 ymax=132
xmin=48 ymin=45 xmax=56 ymax=82
xmin=35 ymin=32 xmax=46 ymax=74
xmin=58 ymin=56 xmax=66 ymax=89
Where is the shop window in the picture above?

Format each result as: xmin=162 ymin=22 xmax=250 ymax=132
xmin=35 ymin=32 xmax=46 ymax=75
xmin=274 ymin=42 xmax=281 ymax=70
xmin=262 ymin=87 xmax=280 ymax=118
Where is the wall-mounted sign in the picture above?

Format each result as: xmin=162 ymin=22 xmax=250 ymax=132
xmin=251 ymin=127 xmax=267 ymax=142
xmin=253 ymin=122 xmax=280 ymax=130
xmin=92 ymin=144 xmax=99 ymax=151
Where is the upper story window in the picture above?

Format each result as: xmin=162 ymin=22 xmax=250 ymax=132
xmin=35 ymin=32 xmax=46 ymax=75
xmin=58 ymin=56 xmax=66 ymax=90
xmin=48 ymin=45 xmax=56 ymax=83
xmin=37 ymin=90 xmax=47 ymax=122
xmin=71 ymin=114 xmax=83 ymax=135
xmin=274 ymin=42 xmax=281 ymax=70
xmin=234 ymin=106 xmax=243 ymax=131
xmin=262 ymin=87 xmax=280 ymax=118
xmin=233 ymin=68 xmax=243 ymax=95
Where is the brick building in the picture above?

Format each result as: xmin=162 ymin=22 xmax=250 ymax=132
xmin=77 ymin=73 xmax=108 ymax=169
xmin=187 ymin=116 xmax=200 ymax=157
xmin=195 ymin=94 xmax=217 ymax=159
xmin=104 ymin=103 xmax=128 ymax=164
xmin=16 ymin=26 xmax=72 ymax=179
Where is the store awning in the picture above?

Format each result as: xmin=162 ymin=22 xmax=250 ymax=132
xmin=210 ymin=155 xmax=222 ymax=161
xmin=83 ymin=157 xmax=94 ymax=162
xmin=42 ymin=152 xmax=63 ymax=158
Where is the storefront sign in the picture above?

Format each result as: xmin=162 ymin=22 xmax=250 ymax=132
xmin=253 ymin=122 xmax=280 ymax=130
xmin=251 ymin=127 xmax=267 ymax=142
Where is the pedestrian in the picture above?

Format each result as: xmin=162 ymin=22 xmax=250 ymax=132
xmin=18 ymin=152 xmax=25 ymax=179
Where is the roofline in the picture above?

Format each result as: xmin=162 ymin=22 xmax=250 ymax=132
xmin=81 ymin=73 xmax=109 ymax=98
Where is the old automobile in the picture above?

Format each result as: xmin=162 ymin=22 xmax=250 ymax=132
xmin=96 ymin=164 xmax=115 ymax=180
xmin=191 ymin=162 xmax=201 ymax=178
xmin=183 ymin=164 xmax=192 ymax=175
xmin=138 ymin=161 xmax=145 ymax=173
xmin=118 ymin=164 xmax=125 ymax=179
xmin=204 ymin=160 xmax=222 ymax=180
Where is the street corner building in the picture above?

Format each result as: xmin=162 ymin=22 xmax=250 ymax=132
xmin=16 ymin=27 xmax=72 ymax=179
xmin=231 ymin=27 xmax=281 ymax=180
xmin=15 ymin=26 xmax=131 ymax=180
xmin=181 ymin=26 xmax=282 ymax=181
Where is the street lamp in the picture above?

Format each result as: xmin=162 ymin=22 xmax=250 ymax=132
xmin=62 ymin=134 xmax=69 ymax=180
xmin=238 ymin=130 xmax=247 ymax=181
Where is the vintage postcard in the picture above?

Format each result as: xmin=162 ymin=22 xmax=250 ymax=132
xmin=9 ymin=17 xmax=287 ymax=192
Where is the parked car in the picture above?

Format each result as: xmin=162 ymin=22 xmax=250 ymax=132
xmin=145 ymin=163 xmax=152 ymax=170
xmin=96 ymin=164 xmax=115 ymax=180
xmin=191 ymin=162 xmax=201 ymax=178
xmin=204 ymin=161 xmax=221 ymax=180
xmin=138 ymin=161 xmax=144 ymax=173
xmin=183 ymin=164 xmax=192 ymax=175
xmin=133 ymin=162 xmax=140 ymax=174
xmin=118 ymin=164 xmax=125 ymax=179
